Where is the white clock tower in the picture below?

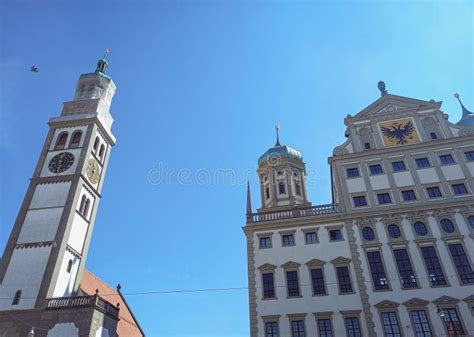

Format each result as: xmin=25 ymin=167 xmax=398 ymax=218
xmin=0 ymin=57 xmax=117 ymax=310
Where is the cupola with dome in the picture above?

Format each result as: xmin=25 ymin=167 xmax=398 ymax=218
xmin=256 ymin=125 xmax=311 ymax=210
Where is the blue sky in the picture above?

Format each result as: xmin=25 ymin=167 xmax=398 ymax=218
xmin=0 ymin=1 xmax=472 ymax=336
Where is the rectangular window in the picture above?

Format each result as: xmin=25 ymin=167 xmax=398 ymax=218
xmin=443 ymin=308 xmax=465 ymax=336
xmin=430 ymin=132 xmax=438 ymax=140
xmin=439 ymin=154 xmax=455 ymax=165
xmin=426 ymin=186 xmax=442 ymax=198
xmin=364 ymin=142 xmax=371 ymax=150
xmin=286 ymin=271 xmax=300 ymax=297
xmin=305 ymin=232 xmax=318 ymax=244
xmin=317 ymin=319 xmax=333 ymax=337
xmin=265 ymin=322 xmax=279 ymax=337
xmin=381 ymin=312 xmax=401 ymax=337
xmin=377 ymin=193 xmax=392 ymax=205
xmin=452 ymin=183 xmax=468 ymax=195
xmin=420 ymin=246 xmax=447 ymax=286
xmin=282 ymin=234 xmax=295 ymax=247
xmin=262 ymin=273 xmax=275 ymax=299
xmin=410 ymin=310 xmax=433 ymax=337
xmin=336 ymin=266 xmax=353 ymax=293
xmin=310 ymin=268 xmax=326 ymax=295
xmin=259 ymin=237 xmax=272 ymax=249
xmin=369 ymin=164 xmax=384 ymax=175
xmin=346 ymin=167 xmax=360 ymax=178
xmin=329 ymin=229 xmax=343 ymax=241
xmin=345 ymin=317 xmax=362 ymax=337
xmin=353 ymin=196 xmax=367 ymax=207
xmin=393 ymin=249 xmax=417 ymax=288
xmin=416 ymin=158 xmax=431 ymax=169
xmin=367 ymin=251 xmax=389 ymax=290
xmin=465 ymin=150 xmax=474 ymax=161
xmin=402 ymin=190 xmax=417 ymax=201
xmin=291 ymin=321 xmax=305 ymax=337
xmin=448 ymin=244 xmax=474 ymax=284
xmin=391 ymin=161 xmax=407 ymax=172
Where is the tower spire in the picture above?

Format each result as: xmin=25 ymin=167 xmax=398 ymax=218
xmin=246 ymin=181 xmax=253 ymax=221
xmin=275 ymin=124 xmax=281 ymax=146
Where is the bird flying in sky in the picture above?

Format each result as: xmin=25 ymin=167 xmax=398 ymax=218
xmin=31 ymin=65 xmax=39 ymax=73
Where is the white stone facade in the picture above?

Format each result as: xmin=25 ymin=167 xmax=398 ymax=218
xmin=245 ymin=92 xmax=474 ymax=337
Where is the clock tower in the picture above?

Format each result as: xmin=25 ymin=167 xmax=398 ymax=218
xmin=0 ymin=57 xmax=117 ymax=310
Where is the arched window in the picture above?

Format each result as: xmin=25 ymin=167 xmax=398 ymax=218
xmin=79 ymin=195 xmax=87 ymax=215
xmin=69 ymin=130 xmax=82 ymax=148
xmin=440 ymin=219 xmax=455 ymax=233
xmin=66 ymin=259 xmax=73 ymax=273
xmin=83 ymin=199 xmax=91 ymax=217
xmin=278 ymin=181 xmax=286 ymax=194
xmin=294 ymin=182 xmax=301 ymax=196
xmin=362 ymin=227 xmax=375 ymax=241
xmin=468 ymin=216 xmax=474 ymax=229
xmin=413 ymin=221 xmax=428 ymax=236
xmin=12 ymin=290 xmax=21 ymax=305
xmin=93 ymin=137 xmax=100 ymax=153
xmin=265 ymin=186 xmax=270 ymax=200
xmin=55 ymin=132 xmax=68 ymax=150
xmin=292 ymin=172 xmax=302 ymax=196
xmin=387 ymin=224 xmax=401 ymax=239
xmin=98 ymin=144 xmax=105 ymax=160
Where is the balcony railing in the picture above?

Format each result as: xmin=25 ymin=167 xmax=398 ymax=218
xmin=46 ymin=294 xmax=119 ymax=318
xmin=248 ymin=204 xmax=339 ymax=223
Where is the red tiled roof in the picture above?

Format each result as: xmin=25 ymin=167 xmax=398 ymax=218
xmin=80 ymin=269 xmax=144 ymax=337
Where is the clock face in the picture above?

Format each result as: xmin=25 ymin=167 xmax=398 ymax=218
xmin=86 ymin=158 xmax=100 ymax=184
xmin=48 ymin=152 xmax=75 ymax=173
xmin=379 ymin=118 xmax=420 ymax=147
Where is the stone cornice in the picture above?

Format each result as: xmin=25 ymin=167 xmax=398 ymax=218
xmin=244 ymin=199 xmax=473 ymax=233
xmin=328 ymin=133 xmax=474 ymax=163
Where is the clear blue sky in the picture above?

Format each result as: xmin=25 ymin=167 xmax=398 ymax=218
xmin=0 ymin=1 xmax=472 ymax=336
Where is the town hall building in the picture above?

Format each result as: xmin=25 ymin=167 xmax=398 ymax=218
xmin=244 ymin=83 xmax=474 ymax=337
xmin=0 ymin=58 xmax=144 ymax=337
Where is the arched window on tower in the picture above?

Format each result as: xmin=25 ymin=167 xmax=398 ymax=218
xmin=79 ymin=195 xmax=87 ymax=215
xmin=69 ymin=130 xmax=82 ymax=148
xmin=66 ymin=259 xmax=73 ymax=273
xmin=93 ymin=137 xmax=100 ymax=153
xmin=55 ymin=132 xmax=68 ymax=150
xmin=98 ymin=144 xmax=105 ymax=161
xmin=12 ymin=290 xmax=22 ymax=305
xmin=83 ymin=199 xmax=91 ymax=218
xmin=292 ymin=172 xmax=302 ymax=196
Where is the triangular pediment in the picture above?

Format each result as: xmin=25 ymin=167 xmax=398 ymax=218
xmin=281 ymin=261 xmax=301 ymax=269
xmin=258 ymin=263 xmax=277 ymax=272
xmin=433 ymin=296 xmax=459 ymax=305
xmin=350 ymin=94 xmax=440 ymax=121
xmin=330 ymin=256 xmax=352 ymax=265
xmin=375 ymin=300 xmax=399 ymax=309
xmin=403 ymin=298 xmax=430 ymax=307
xmin=463 ymin=295 xmax=474 ymax=303
xmin=305 ymin=258 xmax=326 ymax=267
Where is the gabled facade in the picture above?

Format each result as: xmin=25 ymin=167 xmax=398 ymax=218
xmin=244 ymin=83 xmax=474 ymax=337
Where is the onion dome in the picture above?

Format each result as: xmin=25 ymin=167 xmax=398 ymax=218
xmin=454 ymin=93 xmax=474 ymax=127
xmin=258 ymin=125 xmax=303 ymax=166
